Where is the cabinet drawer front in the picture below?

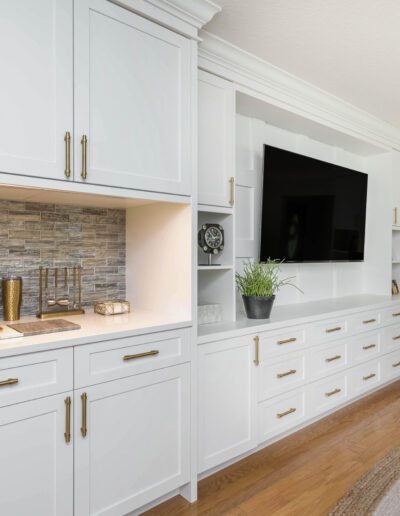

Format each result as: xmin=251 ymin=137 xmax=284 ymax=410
xmin=258 ymin=327 xmax=307 ymax=358
xmin=350 ymin=360 xmax=381 ymax=396
xmin=382 ymin=306 xmax=400 ymax=325
xmin=308 ymin=373 xmax=348 ymax=416
xmin=75 ymin=328 xmax=190 ymax=387
xmin=258 ymin=353 xmax=305 ymax=401
xmin=382 ymin=351 xmax=400 ymax=381
xmin=349 ymin=332 xmax=381 ymax=364
xmin=258 ymin=390 xmax=305 ymax=443
xmin=308 ymin=340 xmax=348 ymax=379
xmin=349 ymin=311 xmax=381 ymax=333
xmin=0 ymin=348 xmax=72 ymax=407
xmin=312 ymin=318 xmax=348 ymax=343
xmin=382 ymin=325 xmax=400 ymax=353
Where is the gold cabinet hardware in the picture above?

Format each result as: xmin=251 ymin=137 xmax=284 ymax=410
xmin=393 ymin=361 xmax=400 ymax=368
xmin=395 ymin=207 xmax=398 ymax=225
xmin=81 ymin=392 xmax=87 ymax=438
xmin=325 ymin=326 xmax=342 ymax=334
xmin=277 ymin=369 xmax=297 ymax=379
xmin=325 ymin=388 xmax=341 ymax=397
xmin=363 ymin=373 xmax=376 ymax=381
xmin=229 ymin=177 xmax=235 ymax=206
xmin=64 ymin=131 xmax=71 ymax=178
xmin=123 ymin=350 xmax=159 ymax=361
xmin=393 ymin=335 xmax=400 ymax=341
xmin=0 ymin=378 xmax=18 ymax=387
xmin=277 ymin=407 xmax=296 ymax=419
xmin=325 ymin=355 xmax=342 ymax=363
xmin=277 ymin=337 xmax=297 ymax=345
xmin=64 ymin=396 xmax=71 ymax=444
xmin=363 ymin=319 xmax=376 ymax=324
xmin=392 ymin=312 xmax=400 ymax=317
xmin=253 ymin=336 xmax=260 ymax=366
xmin=81 ymin=135 xmax=87 ymax=180
xmin=363 ymin=344 xmax=376 ymax=350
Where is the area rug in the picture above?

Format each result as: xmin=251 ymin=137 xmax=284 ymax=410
xmin=329 ymin=448 xmax=400 ymax=515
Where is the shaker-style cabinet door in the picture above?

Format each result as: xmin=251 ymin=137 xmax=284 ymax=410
xmin=198 ymin=335 xmax=257 ymax=472
xmin=0 ymin=393 xmax=74 ymax=516
xmin=74 ymin=0 xmax=192 ymax=195
xmin=0 ymin=0 xmax=73 ymax=181
xmin=198 ymin=70 xmax=235 ymax=208
xmin=74 ymin=364 xmax=190 ymax=516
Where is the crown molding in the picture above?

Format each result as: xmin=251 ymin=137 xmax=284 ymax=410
xmin=199 ymin=30 xmax=400 ymax=151
xmin=111 ymin=0 xmax=220 ymax=38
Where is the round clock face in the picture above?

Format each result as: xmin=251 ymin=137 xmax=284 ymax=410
xmin=204 ymin=226 xmax=223 ymax=249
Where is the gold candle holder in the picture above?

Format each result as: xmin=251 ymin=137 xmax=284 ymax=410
xmin=2 ymin=275 xmax=22 ymax=322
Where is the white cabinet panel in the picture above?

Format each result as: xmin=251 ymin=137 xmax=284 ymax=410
xmin=198 ymin=336 xmax=257 ymax=472
xmin=349 ymin=359 xmax=381 ymax=397
xmin=308 ymin=339 xmax=348 ymax=379
xmin=258 ymin=352 xmax=306 ymax=401
xmin=382 ymin=324 xmax=400 ymax=353
xmin=348 ymin=332 xmax=381 ymax=365
xmin=75 ymin=0 xmax=192 ymax=194
xmin=0 ymin=0 xmax=73 ymax=180
xmin=74 ymin=364 xmax=190 ymax=516
xmin=198 ymin=70 xmax=235 ymax=207
xmin=382 ymin=350 xmax=400 ymax=382
xmin=307 ymin=373 xmax=348 ymax=416
xmin=0 ymin=393 xmax=73 ymax=516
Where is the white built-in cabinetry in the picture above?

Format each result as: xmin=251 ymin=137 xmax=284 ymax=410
xmin=198 ymin=302 xmax=400 ymax=474
xmin=0 ymin=0 xmax=194 ymax=196
xmin=198 ymin=70 xmax=235 ymax=207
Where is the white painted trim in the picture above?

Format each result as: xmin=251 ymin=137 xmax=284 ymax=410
xmin=109 ymin=0 xmax=220 ymax=39
xmin=198 ymin=30 xmax=400 ymax=151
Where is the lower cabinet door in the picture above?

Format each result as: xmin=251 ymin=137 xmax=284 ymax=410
xmin=74 ymin=364 xmax=190 ymax=516
xmin=0 ymin=393 xmax=73 ymax=516
xmin=198 ymin=336 xmax=257 ymax=473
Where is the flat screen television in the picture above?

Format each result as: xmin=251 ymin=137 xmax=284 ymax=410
xmin=260 ymin=145 xmax=368 ymax=262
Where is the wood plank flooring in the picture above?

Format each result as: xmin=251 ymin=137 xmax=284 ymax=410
xmin=145 ymin=381 xmax=400 ymax=516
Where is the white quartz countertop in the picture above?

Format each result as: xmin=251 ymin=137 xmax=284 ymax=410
xmin=0 ymin=310 xmax=192 ymax=358
xmin=198 ymin=294 xmax=400 ymax=344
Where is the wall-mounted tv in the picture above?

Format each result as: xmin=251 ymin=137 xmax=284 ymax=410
xmin=260 ymin=145 xmax=368 ymax=263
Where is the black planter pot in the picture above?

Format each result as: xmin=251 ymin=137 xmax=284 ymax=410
xmin=242 ymin=295 xmax=275 ymax=319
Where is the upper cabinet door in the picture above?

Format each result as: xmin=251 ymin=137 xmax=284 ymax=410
xmin=0 ymin=0 xmax=73 ymax=181
xmin=198 ymin=70 xmax=235 ymax=208
xmin=74 ymin=0 xmax=192 ymax=195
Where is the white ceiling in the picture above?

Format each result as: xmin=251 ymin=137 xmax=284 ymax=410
xmin=205 ymin=0 xmax=400 ymax=128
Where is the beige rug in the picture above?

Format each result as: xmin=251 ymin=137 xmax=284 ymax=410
xmin=329 ymin=449 xmax=400 ymax=515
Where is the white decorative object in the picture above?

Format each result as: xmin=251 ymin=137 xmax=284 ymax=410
xmin=198 ymin=303 xmax=222 ymax=324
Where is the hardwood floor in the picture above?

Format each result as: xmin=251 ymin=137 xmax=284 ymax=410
xmin=145 ymin=381 xmax=400 ymax=516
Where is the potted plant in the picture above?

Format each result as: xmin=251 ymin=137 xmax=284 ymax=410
xmin=236 ymin=259 xmax=301 ymax=319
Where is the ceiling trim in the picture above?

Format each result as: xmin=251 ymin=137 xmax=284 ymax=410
xmin=199 ymin=30 xmax=400 ymax=151
xmin=111 ymin=0 xmax=221 ymax=38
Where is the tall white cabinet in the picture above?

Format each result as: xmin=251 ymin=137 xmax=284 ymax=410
xmin=0 ymin=0 xmax=73 ymax=181
xmin=74 ymin=0 xmax=193 ymax=194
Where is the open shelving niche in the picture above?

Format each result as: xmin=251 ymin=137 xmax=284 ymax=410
xmin=0 ymin=184 xmax=193 ymax=332
xmin=197 ymin=82 xmax=397 ymax=331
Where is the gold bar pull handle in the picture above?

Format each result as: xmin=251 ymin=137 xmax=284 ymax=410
xmin=363 ymin=319 xmax=376 ymax=324
xmin=393 ymin=361 xmax=400 ymax=368
xmin=64 ymin=131 xmax=71 ymax=178
xmin=363 ymin=344 xmax=376 ymax=350
xmin=363 ymin=373 xmax=376 ymax=381
xmin=0 ymin=378 xmax=18 ymax=387
xmin=81 ymin=392 xmax=87 ymax=438
xmin=392 ymin=312 xmax=400 ymax=317
xmin=229 ymin=177 xmax=235 ymax=206
xmin=254 ymin=335 xmax=260 ymax=366
xmin=325 ymin=355 xmax=342 ymax=363
xmin=325 ymin=388 xmax=341 ymax=397
xmin=81 ymin=135 xmax=87 ymax=180
xmin=325 ymin=326 xmax=342 ymax=334
xmin=123 ymin=350 xmax=159 ymax=361
xmin=277 ymin=369 xmax=297 ymax=379
xmin=277 ymin=337 xmax=297 ymax=345
xmin=393 ymin=335 xmax=400 ymax=341
xmin=277 ymin=407 xmax=296 ymax=419
xmin=395 ymin=207 xmax=398 ymax=225
xmin=64 ymin=396 xmax=71 ymax=443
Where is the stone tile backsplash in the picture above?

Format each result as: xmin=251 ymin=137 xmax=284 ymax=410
xmin=0 ymin=200 xmax=126 ymax=316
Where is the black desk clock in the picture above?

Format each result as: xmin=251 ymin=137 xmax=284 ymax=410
xmin=198 ymin=223 xmax=224 ymax=265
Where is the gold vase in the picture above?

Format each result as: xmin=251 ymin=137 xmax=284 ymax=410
xmin=2 ymin=276 xmax=22 ymax=321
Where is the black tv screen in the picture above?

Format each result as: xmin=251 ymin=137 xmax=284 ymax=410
xmin=260 ymin=145 xmax=368 ymax=262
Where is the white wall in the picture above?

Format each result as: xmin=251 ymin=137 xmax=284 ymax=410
xmin=235 ymin=114 xmax=392 ymax=312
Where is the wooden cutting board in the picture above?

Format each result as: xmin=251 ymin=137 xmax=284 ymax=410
xmin=8 ymin=319 xmax=81 ymax=336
